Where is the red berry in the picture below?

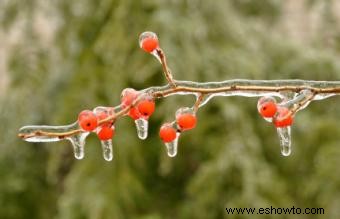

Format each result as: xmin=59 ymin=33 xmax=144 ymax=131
xmin=121 ymin=88 xmax=138 ymax=108
xmin=159 ymin=124 xmax=177 ymax=143
xmin=128 ymin=107 xmax=141 ymax=120
xmin=137 ymin=100 xmax=155 ymax=118
xmin=257 ymin=96 xmax=277 ymax=118
xmin=176 ymin=113 xmax=197 ymax=131
xmin=259 ymin=101 xmax=277 ymax=118
xmin=78 ymin=110 xmax=98 ymax=131
xmin=141 ymin=38 xmax=158 ymax=52
xmin=139 ymin=32 xmax=159 ymax=52
xmin=274 ymin=107 xmax=294 ymax=128
xmin=97 ymin=126 xmax=115 ymax=140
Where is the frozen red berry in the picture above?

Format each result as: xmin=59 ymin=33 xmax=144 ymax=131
xmin=159 ymin=124 xmax=177 ymax=143
xmin=139 ymin=31 xmax=159 ymax=52
xmin=274 ymin=107 xmax=293 ymax=127
xmin=128 ymin=107 xmax=141 ymax=120
xmin=78 ymin=110 xmax=98 ymax=131
xmin=257 ymin=96 xmax=277 ymax=118
xmin=121 ymin=88 xmax=139 ymax=108
xmin=175 ymin=108 xmax=197 ymax=131
xmin=137 ymin=99 xmax=155 ymax=118
xmin=96 ymin=110 xmax=113 ymax=127
xmin=177 ymin=113 xmax=197 ymax=130
xmin=97 ymin=126 xmax=115 ymax=140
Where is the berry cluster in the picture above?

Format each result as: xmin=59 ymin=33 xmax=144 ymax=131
xmin=78 ymin=108 xmax=115 ymax=141
xmin=257 ymin=96 xmax=294 ymax=128
xmin=121 ymin=88 xmax=155 ymax=120
xmin=159 ymin=107 xmax=197 ymax=144
xmin=77 ymin=88 xmax=156 ymax=141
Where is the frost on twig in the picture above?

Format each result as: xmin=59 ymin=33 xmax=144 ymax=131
xmin=18 ymin=31 xmax=340 ymax=161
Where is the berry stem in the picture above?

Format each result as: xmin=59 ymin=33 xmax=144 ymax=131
xmin=193 ymin=94 xmax=205 ymax=113
xmin=277 ymin=90 xmax=317 ymax=121
xmin=289 ymin=91 xmax=316 ymax=115
xmin=156 ymin=48 xmax=176 ymax=88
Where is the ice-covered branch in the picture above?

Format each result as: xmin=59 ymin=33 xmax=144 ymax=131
xmin=18 ymin=31 xmax=340 ymax=161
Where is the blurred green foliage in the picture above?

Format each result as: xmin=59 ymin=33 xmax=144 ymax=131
xmin=1 ymin=0 xmax=340 ymax=218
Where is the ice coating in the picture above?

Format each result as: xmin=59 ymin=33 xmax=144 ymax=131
xmin=19 ymin=122 xmax=80 ymax=142
xmin=139 ymin=31 xmax=158 ymax=50
xmin=93 ymin=106 xmax=115 ymax=115
xmin=280 ymin=89 xmax=313 ymax=111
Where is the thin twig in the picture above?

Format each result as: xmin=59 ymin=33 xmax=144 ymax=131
xmin=156 ymin=48 xmax=176 ymax=87
xmin=288 ymin=92 xmax=316 ymax=117
xmin=193 ymin=93 xmax=205 ymax=112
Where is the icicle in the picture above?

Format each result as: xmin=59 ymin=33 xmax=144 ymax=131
xmin=67 ymin=132 xmax=89 ymax=160
xmin=276 ymin=126 xmax=292 ymax=156
xmin=165 ymin=133 xmax=180 ymax=157
xmin=135 ymin=118 xmax=148 ymax=139
xmin=100 ymin=139 xmax=113 ymax=161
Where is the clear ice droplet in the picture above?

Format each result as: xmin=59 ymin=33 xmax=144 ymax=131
xmin=165 ymin=133 xmax=180 ymax=157
xmin=100 ymin=139 xmax=113 ymax=161
xmin=135 ymin=118 xmax=148 ymax=140
xmin=67 ymin=132 xmax=89 ymax=160
xmin=276 ymin=126 xmax=292 ymax=156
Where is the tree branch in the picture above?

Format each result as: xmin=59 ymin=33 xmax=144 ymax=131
xmin=17 ymin=31 xmax=340 ymax=159
xmin=18 ymin=79 xmax=340 ymax=140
